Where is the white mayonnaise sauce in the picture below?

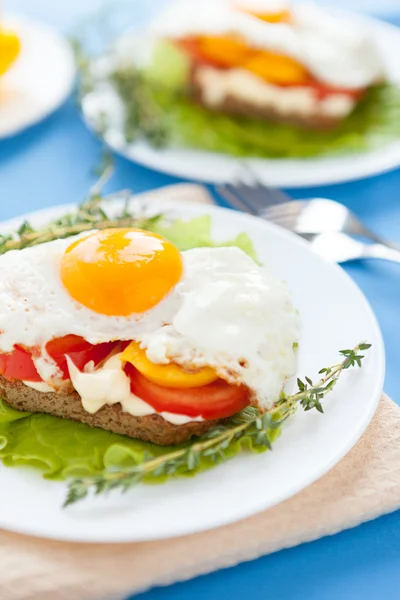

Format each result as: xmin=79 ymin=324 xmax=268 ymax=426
xmin=66 ymin=354 xmax=203 ymax=425
xmin=23 ymin=380 xmax=53 ymax=393
xmin=196 ymin=66 xmax=355 ymax=117
xmin=151 ymin=0 xmax=385 ymax=89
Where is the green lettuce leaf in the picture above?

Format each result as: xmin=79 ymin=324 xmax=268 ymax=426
xmin=0 ymin=399 xmax=281 ymax=481
xmin=150 ymin=84 xmax=400 ymax=158
xmin=0 ymin=399 xmax=30 ymax=424
xmin=0 ymin=217 xmax=261 ymax=482
xmin=145 ymin=39 xmax=190 ymax=91
xmin=152 ymin=214 xmax=258 ymax=261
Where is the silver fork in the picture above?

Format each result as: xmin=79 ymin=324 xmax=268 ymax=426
xmin=217 ymin=173 xmax=400 ymax=264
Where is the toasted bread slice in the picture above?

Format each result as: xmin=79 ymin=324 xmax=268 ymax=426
xmin=191 ymin=66 xmax=356 ymax=130
xmin=0 ymin=376 xmax=223 ymax=445
xmin=197 ymin=93 xmax=343 ymax=130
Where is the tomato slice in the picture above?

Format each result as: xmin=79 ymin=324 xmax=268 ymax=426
xmin=125 ymin=363 xmax=250 ymax=420
xmin=45 ymin=335 xmax=91 ymax=357
xmin=278 ymin=78 xmax=365 ymax=100
xmin=306 ymin=80 xmax=365 ymax=100
xmin=0 ymin=345 xmax=41 ymax=382
xmin=0 ymin=336 xmax=119 ymax=383
xmin=46 ymin=335 xmax=118 ymax=378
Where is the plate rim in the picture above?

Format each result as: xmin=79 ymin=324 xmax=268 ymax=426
xmin=0 ymin=200 xmax=386 ymax=543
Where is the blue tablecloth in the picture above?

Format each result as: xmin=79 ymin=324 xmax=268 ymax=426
xmin=1 ymin=2 xmax=400 ymax=599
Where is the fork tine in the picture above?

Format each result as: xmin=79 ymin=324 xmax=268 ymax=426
xmin=263 ymin=201 xmax=301 ymax=218
xmin=222 ymin=178 xmax=286 ymax=215
xmin=216 ymin=184 xmax=256 ymax=215
xmin=235 ymin=161 xmax=264 ymax=188
xmin=261 ymin=201 xmax=303 ymax=229
xmin=235 ymin=161 xmax=293 ymax=204
xmin=231 ymin=179 xmax=283 ymax=209
xmin=261 ymin=213 xmax=297 ymax=230
xmin=219 ymin=161 xmax=297 ymax=220
xmin=218 ymin=164 xmax=294 ymax=215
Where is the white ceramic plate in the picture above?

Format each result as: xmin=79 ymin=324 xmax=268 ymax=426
xmin=81 ymin=10 xmax=400 ymax=187
xmin=0 ymin=200 xmax=384 ymax=543
xmin=0 ymin=15 xmax=75 ymax=139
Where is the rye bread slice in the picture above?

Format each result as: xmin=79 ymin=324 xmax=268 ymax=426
xmin=0 ymin=376 xmax=223 ymax=445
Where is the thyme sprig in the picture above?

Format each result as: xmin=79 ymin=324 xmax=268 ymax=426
xmin=72 ymin=32 xmax=172 ymax=147
xmin=64 ymin=343 xmax=371 ymax=507
xmin=0 ymin=167 xmax=163 ymax=255
xmin=111 ymin=68 xmax=173 ymax=146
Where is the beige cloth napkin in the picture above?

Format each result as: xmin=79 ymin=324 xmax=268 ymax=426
xmin=1 ymin=185 xmax=399 ymax=599
xmin=137 ymin=183 xmax=217 ymax=206
xmin=0 ymin=394 xmax=399 ymax=600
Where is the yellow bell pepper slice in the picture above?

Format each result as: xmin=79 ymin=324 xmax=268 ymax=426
xmin=0 ymin=28 xmax=20 ymax=77
xmin=244 ymin=50 xmax=309 ymax=85
xmin=121 ymin=340 xmax=218 ymax=389
xmin=189 ymin=33 xmax=308 ymax=86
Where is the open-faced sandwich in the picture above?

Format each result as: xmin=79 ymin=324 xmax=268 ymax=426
xmin=150 ymin=0 xmax=385 ymax=130
xmin=0 ymin=225 xmax=300 ymax=445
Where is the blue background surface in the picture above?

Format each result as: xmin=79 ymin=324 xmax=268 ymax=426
xmin=2 ymin=1 xmax=400 ymax=598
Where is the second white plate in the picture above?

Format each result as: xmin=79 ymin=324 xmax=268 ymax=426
xmin=81 ymin=10 xmax=400 ymax=187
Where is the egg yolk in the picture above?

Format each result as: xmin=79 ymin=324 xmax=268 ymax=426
xmin=121 ymin=340 xmax=218 ymax=388
xmin=60 ymin=228 xmax=183 ymax=316
xmin=242 ymin=9 xmax=291 ymax=23
xmin=0 ymin=28 xmax=20 ymax=77
xmin=232 ymin=1 xmax=291 ymax=23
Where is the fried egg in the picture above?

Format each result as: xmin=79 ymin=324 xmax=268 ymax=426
xmin=0 ymin=228 xmax=300 ymax=408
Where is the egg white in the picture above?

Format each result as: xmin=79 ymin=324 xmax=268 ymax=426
xmin=0 ymin=236 xmax=300 ymax=408
xmin=138 ymin=247 xmax=300 ymax=408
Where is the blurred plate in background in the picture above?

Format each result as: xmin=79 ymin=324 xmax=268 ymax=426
xmin=0 ymin=15 xmax=75 ymax=138
xmin=81 ymin=10 xmax=400 ymax=187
